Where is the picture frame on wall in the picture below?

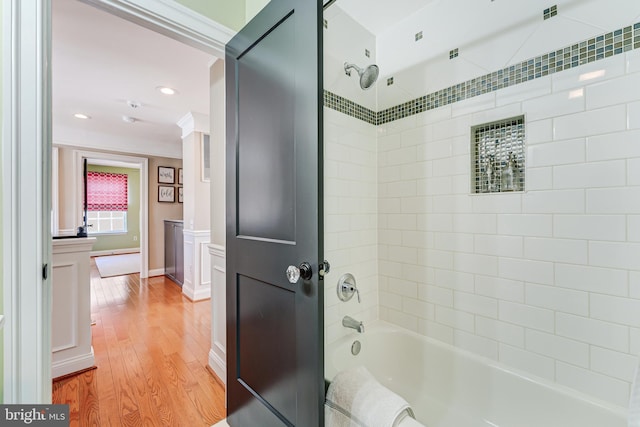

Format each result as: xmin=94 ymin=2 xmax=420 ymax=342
xmin=158 ymin=166 xmax=175 ymax=184
xmin=158 ymin=186 xmax=175 ymax=203
xmin=178 ymin=187 xmax=184 ymax=203
xmin=178 ymin=168 xmax=183 ymax=185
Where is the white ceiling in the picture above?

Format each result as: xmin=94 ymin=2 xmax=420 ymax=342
xmin=52 ymin=0 xmax=216 ymax=159
xmin=329 ymin=0 xmax=640 ymax=79
xmin=331 ymin=0 xmax=434 ymax=36
xmin=55 ymin=0 xmax=640 ymax=157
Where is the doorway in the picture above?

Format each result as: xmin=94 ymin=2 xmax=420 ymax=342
xmin=74 ymin=153 xmax=147 ymax=277
xmin=2 ymin=0 xmax=232 ymax=403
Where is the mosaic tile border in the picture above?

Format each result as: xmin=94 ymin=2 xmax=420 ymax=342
xmin=543 ymin=5 xmax=558 ymax=21
xmin=325 ymin=22 xmax=640 ymax=126
xmin=323 ymin=90 xmax=377 ymax=125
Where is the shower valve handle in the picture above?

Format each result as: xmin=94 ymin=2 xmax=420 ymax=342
xmin=337 ymin=273 xmax=360 ymax=303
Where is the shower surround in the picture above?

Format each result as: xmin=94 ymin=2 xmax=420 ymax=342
xmin=324 ymin=0 xmax=640 ymax=410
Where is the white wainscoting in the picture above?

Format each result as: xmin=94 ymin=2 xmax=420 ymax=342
xmin=52 ymin=238 xmax=96 ymax=378
xmin=182 ymin=229 xmax=212 ymax=301
xmin=208 ymin=243 xmax=226 ymax=384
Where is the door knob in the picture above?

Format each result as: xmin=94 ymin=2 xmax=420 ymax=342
xmin=286 ymin=262 xmax=312 ymax=283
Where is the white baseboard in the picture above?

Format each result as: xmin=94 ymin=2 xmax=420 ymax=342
xmin=209 ymin=349 xmax=226 ymax=385
xmin=90 ymin=247 xmax=140 ymax=257
xmin=52 ymin=348 xmax=95 ymax=379
xmin=148 ymin=268 xmax=165 ymax=277
xmin=183 ymin=282 xmax=211 ymax=301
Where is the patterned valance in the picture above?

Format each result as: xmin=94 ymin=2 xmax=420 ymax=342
xmin=87 ymin=171 xmax=128 ymax=211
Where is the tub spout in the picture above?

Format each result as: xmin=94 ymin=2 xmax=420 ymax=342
xmin=342 ymin=315 xmax=365 ymax=333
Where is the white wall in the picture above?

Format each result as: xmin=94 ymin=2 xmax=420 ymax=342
xmin=376 ymin=0 xmax=640 ymax=110
xmin=324 ymin=6 xmax=377 ymax=111
xmin=325 ymin=0 xmax=640 ymax=409
xmin=377 ymin=50 xmax=640 ymax=408
xmin=324 ymin=6 xmax=379 ymax=347
xmin=208 ymin=60 xmax=226 ymax=382
xmin=324 ymin=108 xmax=379 ymax=345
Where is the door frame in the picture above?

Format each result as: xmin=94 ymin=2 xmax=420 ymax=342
xmin=2 ymin=0 xmax=234 ymax=403
xmin=73 ymin=150 xmax=149 ymax=277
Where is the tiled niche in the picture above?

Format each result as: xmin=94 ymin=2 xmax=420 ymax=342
xmin=472 ymin=116 xmax=525 ymax=194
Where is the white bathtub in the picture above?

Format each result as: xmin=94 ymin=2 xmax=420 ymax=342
xmin=325 ymin=321 xmax=627 ymax=427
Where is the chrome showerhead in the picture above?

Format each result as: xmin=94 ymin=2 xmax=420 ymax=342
xmin=344 ymin=62 xmax=379 ymax=90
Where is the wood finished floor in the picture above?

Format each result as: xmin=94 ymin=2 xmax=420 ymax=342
xmin=52 ymin=260 xmax=226 ymax=426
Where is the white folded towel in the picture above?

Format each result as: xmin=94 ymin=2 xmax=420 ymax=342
xmin=325 ymin=366 xmax=420 ymax=427
xmin=397 ymin=414 xmax=425 ymax=427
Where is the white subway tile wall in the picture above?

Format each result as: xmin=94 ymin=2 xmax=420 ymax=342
xmin=324 ymin=107 xmax=379 ymax=346
xmin=325 ymin=4 xmax=640 ymax=408
xmin=375 ymin=49 xmax=640 ymax=408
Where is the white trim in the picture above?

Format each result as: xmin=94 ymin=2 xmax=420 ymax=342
xmin=209 ymin=349 xmax=226 ymax=386
xmin=80 ymin=0 xmax=235 ymax=56
xmin=208 ymin=243 xmax=225 ymax=257
xmin=3 ymin=0 xmax=229 ymax=406
xmin=208 ymin=244 xmax=226 ymax=384
xmin=50 ymin=261 xmax=78 ymax=353
xmin=52 ymin=146 xmax=59 ymax=235
xmin=73 ymin=149 xmax=149 ymax=279
xmin=58 ymin=228 xmax=76 ymax=235
xmin=54 ymin=133 xmax=182 ymax=160
xmin=51 ymin=350 xmax=95 ymax=379
xmin=90 ymin=248 xmax=141 ymax=257
xmin=183 ymin=229 xmax=212 ymax=238
xmin=182 ymin=229 xmax=211 ymax=301
xmin=177 ymin=111 xmax=210 ymax=138
xmin=183 ymin=286 xmax=212 ymax=301
xmin=0 ymin=315 xmax=5 ymax=330
xmin=84 ymin=158 xmax=142 ymax=169
xmin=3 ymin=0 xmax=53 ymax=403
xmin=148 ymin=268 xmax=165 ymax=277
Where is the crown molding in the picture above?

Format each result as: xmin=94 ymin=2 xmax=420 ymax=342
xmin=177 ymin=111 xmax=210 ymax=137
xmin=81 ymin=0 xmax=235 ymax=57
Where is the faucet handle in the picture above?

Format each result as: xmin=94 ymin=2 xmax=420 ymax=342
xmin=337 ymin=273 xmax=361 ymax=303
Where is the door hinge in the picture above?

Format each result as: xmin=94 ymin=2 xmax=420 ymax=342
xmin=42 ymin=263 xmax=48 ymax=280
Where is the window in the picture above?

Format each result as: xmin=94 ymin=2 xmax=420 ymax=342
xmin=86 ymin=171 xmax=128 ymax=234
xmin=87 ymin=210 xmax=127 ymax=234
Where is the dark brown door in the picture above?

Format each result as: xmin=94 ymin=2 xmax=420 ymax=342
xmin=225 ymin=0 xmax=323 ymax=426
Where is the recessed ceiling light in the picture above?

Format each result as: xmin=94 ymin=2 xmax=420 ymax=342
xmin=122 ymin=115 xmax=137 ymax=123
xmin=157 ymin=86 xmax=177 ymax=95
xmin=74 ymin=113 xmax=90 ymax=119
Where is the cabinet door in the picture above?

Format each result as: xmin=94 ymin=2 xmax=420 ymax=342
xmin=164 ymin=222 xmax=176 ymax=278
xmin=175 ymin=224 xmax=184 ymax=285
